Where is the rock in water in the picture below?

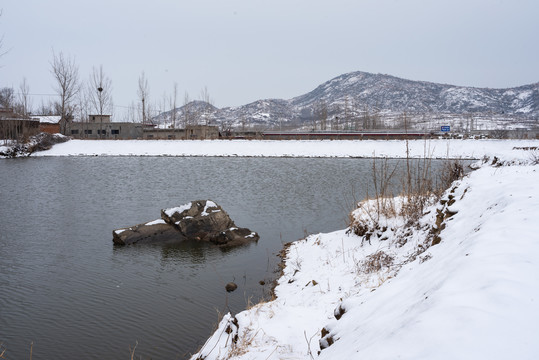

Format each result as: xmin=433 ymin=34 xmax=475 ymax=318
xmin=161 ymin=200 xmax=234 ymax=240
xmin=112 ymin=219 xmax=184 ymax=245
xmin=206 ymin=227 xmax=260 ymax=247
xmin=113 ymin=200 xmax=260 ymax=247
xmin=225 ymin=282 xmax=238 ymax=292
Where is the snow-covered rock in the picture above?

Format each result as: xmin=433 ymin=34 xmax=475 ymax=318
xmin=113 ymin=200 xmax=259 ymax=247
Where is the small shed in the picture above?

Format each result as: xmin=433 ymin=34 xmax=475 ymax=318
xmin=34 ymin=115 xmax=62 ymax=134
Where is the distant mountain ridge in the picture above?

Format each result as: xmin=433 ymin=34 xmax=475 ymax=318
xmin=155 ymin=71 xmax=539 ymax=131
xmin=291 ymin=71 xmax=538 ymax=114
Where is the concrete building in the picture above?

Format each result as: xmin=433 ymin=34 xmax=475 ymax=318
xmin=69 ymin=114 xmax=219 ymax=140
xmin=88 ymin=114 xmax=111 ymax=123
xmin=70 ymin=121 xmax=143 ymax=139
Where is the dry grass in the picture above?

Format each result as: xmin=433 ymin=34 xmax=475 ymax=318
xmin=350 ymin=147 xmax=465 ymax=239
xmin=359 ymin=251 xmax=394 ymax=274
xmin=225 ymin=328 xmax=260 ymax=359
xmin=0 ymin=342 xmax=34 ymax=360
xmin=530 ymin=150 xmax=539 ymax=165
xmin=129 ymin=341 xmax=141 ymax=360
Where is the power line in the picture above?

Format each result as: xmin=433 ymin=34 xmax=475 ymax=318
xmin=12 ymin=92 xmax=59 ymax=97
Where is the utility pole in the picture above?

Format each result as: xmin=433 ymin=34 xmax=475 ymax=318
xmin=98 ymin=86 xmax=103 ymax=138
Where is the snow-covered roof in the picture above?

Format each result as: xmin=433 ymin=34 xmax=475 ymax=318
xmin=32 ymin=115 xmax=61 ymax=124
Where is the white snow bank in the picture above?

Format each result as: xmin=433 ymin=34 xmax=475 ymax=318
xmin=29 ymin=139 xmax=539 ymax=161
xmin=191 ymin=159 xmax=539 ymax=359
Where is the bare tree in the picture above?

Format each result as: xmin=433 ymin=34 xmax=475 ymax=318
xmin=89 ymin=65 xmax=113 ymax=116
xmin=343 ymin=96 xmax=350 ymax=130
xmin=125 ymin=101 xmax=137 ymax=123
xmin=76 ymin=85 xmax=91 ymax=137
xmin=50 ymin=51 xmax=80 ymax=134
xmin=88 ymin=65 xmax=113 ymax=137
xmin=183 ymin=92 xmax=191 ymax=129
xmin=169 ymin=82 xmax=178 ymax=129
xmin=353 ymin=97 xmax=361 ymax=130
xmin=0 ymin=10 xmax=7 ymax=61
xmin=137 ymin=71 xmax=150 ymax=125
xmin=331 ymin=103 xmax=341 ymax=130
xmin=199 ymin=86 xmax=213 ymax=125
xmin=160 ymin=91 xmax=167 ymax=128
xmin=17 ymin=78 xmax=31 ymax=116
xmin=315 ymin=99 xmax=328 ymax=130
xmin=0 ymin=87 xmax=14 ymax=109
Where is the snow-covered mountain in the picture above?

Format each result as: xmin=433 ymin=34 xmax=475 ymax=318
xmin=154 ymin=71 xmax=539 ymax=131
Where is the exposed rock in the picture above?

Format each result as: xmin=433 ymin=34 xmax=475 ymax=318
xmin=206 ymin=227 xmax=260 ymax=246
xmin=334 ymin=303 xmax=346 ymax=320
xmin=225 ymin=282 xmax=238 ymax=292
xmin=113 ymin=200 xmax=259 ymax=247
xmin=319 ymin=326 xmax=336 ymax=351
xmin=161 ymin=200 xmax=235 ymax=240
xmin=112 ymin=219 xmax=184 ymax=245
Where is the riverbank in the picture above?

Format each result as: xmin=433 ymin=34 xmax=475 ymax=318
xmin=8 ymin=138 xmax=538 ymax=159
xmin=190 ymin=151 xmax=539 ymax=359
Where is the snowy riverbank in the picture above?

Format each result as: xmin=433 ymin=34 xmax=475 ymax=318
xmin=13 ymin=138 xmax=539 ymax=159
xmin=190 ymin=152 xmax=539 ymax=359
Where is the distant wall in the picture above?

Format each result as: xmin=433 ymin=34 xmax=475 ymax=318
xmin=70 ymin=122 xmax=143 ymax=139
xmin=39 ymin=123 xmax=61 ymax=134
xmin=261 ymin=131 xmax=431 ymax=140
xmin=144 ymin=125 xmax=220 ymax=140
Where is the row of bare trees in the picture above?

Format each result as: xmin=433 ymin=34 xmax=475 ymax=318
xmin=49 ymin=52 xmax=115 ymax=134
xmin=313 ymin=97 xmax=383 ymax=131
xmin=1 ymin=10 xmax=213 ymax=133
xmin=1 ymin=50 xmax=114 ymax=133
xmin=3 ymin=12 xmax=208 ymax=134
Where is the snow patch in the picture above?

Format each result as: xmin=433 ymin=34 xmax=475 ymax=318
xmin=145 ymin=219 xmax=166 ymax=226
xmin=201 ymin=200 xmax=220 ymax=216
xmin=164 ymin=202 xmax=192 ymax=216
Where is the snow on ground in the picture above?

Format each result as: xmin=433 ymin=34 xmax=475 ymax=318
xmin=28 ymin=139 xmax=539 ymax=160
xmin=191 ymin=153 xmax=539 ymax=359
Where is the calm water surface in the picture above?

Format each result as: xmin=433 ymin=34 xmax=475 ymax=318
xmin=0 ymin=157 xmax=456 ymax=359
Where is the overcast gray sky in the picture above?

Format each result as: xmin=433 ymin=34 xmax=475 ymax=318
xmin=1 ymin=0 xmax=538 ymax=116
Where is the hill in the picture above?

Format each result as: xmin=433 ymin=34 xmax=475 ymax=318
xmin=154 ymin=71 xmax=539 ymax=132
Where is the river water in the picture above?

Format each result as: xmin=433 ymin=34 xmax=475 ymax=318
xmin=0 ymin=157 xmax=458 ymax=359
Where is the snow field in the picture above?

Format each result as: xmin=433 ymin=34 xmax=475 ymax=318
xmin=30 ymin=138 xmax=539 ymax=162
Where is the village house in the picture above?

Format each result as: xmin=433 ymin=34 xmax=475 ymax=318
xmin=32 ymin=115 xmax=62 ymax=134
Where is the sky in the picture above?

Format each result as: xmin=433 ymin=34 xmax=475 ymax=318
xmin=1 ymin=0 xmax=538 ymax=118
